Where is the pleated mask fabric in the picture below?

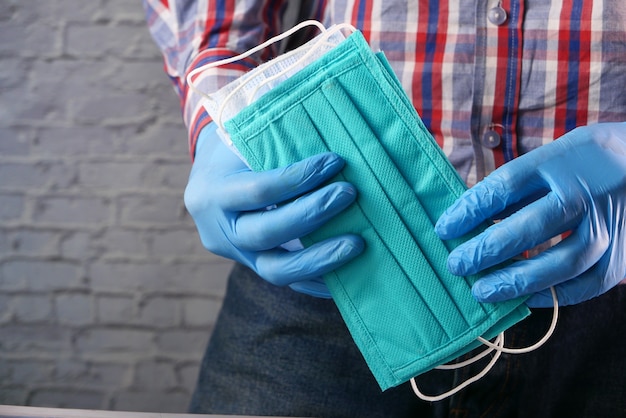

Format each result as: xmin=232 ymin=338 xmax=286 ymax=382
xmin=222 ymin=31 xmax=531 ymax=391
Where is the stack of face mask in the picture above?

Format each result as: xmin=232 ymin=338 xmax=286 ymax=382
xmin=191 ymin=22 xmax=556 ymax=400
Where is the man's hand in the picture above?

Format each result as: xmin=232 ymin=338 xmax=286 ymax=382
xmin=436 ymin=122 xmax=626 ymax=307
xmin=184 ymin=123 xmax=364 ymax=298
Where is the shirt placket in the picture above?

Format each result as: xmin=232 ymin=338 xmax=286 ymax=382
xmin=471 ymin=0 xmax=525 ymax=182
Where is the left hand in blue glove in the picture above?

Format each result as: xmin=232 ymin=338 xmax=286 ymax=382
xmin=435 ymin=122 xmax=626 ymax=307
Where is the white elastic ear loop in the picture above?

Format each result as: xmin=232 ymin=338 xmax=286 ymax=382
xmin=186 ymin=19 xmax=327 ymax=101
xmin=477 ymin=286 xmax=559 ymax=354
xmin=411 ymin=333 xmax=505 ymax=402
xmin=213 ymin=22 xmax=356 ymax=130
xmin=411 ymin=286 xmax=559 ymax=401
xmin=243 ymin=22 xmax=357 ymax=105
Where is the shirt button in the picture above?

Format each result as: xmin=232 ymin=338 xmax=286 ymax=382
xmin=488 ymin=5 xmax=508 ymax=25
xmin=482 ymin=129 xmax=501 ymax=148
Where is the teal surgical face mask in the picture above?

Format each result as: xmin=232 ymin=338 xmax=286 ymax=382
xmin=189 ymin=22 xmax=558 ymax=400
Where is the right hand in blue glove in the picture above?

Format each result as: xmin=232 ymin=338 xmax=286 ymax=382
xmin=184 ymin=123 xmax=364 ymax=298
xmin=435 ymin=122 xmax=626 ymax=307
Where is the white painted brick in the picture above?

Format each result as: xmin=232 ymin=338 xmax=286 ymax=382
xmin=29 ymin=60 xmax=95 ymax=105
xmin=33 ymin=196 xmax=112 ymax=225
xmin=117 ymin=124 xmax=188 ymax=156
xmin=65 ymin=24 xmax=160 ymax=59
xmin=0 ymin=295 xmax=10 ymax=324
xmin=96 ymin=295 xmax=135 ymax=324
xmin=29 ymin=388 xmax=105 ymax=410
xmin=0 ymin=324 xmax=73 ymax=353
xmin=99 ymin=0 xmax=147 ymax=23
xmin=53 ymin=359 xmax=130 ymax=389
xmin=52 ymin=0 xmax=102 ymax=23
xmin=142 ymin=162 xmax=191 ymax=189
xmin=0 ymin=127 xmax=31 ymax=156
xmin=0 ymin=85 xmax=53 ymax=123
xmin=0 ymin=194 xmax=24 ymax=221
xmin=55 ymin=293 xmax=93 ymax=326
xmin=156 ymin=330 xmax=209 ymax=356
xmin=1 ymin=260 xmax=83 ymax=291
xmin=69 ymin=92 xmax=153 ymax=124
xmin=182 ymin=297 xmax=222 ymax=327
xmin=8 ymin=359 xmax=54 ymax=385
xmin=33 ymin=126 xmax=112 ymax=157
xmin=13 ymin=295 xmax=54 ymax=323
xmin=133 ymin=359 xmax=178 ymax=390
xmin=150 ymin=229 xmax=206 ymax=258
xmin=78 ymin=161 xmax=147 ymax=189
xmin=60 ymin=231 xmax=99 ymax=260
xmin=90 ymin=260 xmax=231 ymax=296
xmin=0 ymin=162 xmax=76 ymax=191
xmin=0 ymin=21 xmax=60 ymax=58
xmin=105 ymin=60 xmax=170 ymax=92
xmin=90 ymin=262 xmax=170 ymax=294
xmin=96 ymin=228 xmax=148 ymax=257
xmin=6 ymin=229 xmax=60 ymax=257
xmin=75 ymin=328 xmax=154 ymax=353
xmin=0 ymin=1 xmax=15 ymax=21
xmin=172 ymin=261 xmax=232 ymax=296
xmin=0 ymin=57 xmax=29 ymax=89
xmin=0 ymin=387 xmax=28 ymax=405
xmin=178 ymin=362 xmax=200 ymax=391
xmin=118 ymin=194 xmax=186 ymax=225
xmin=0 ymin=231 xmax=8 ymax=255
xmin=138 ymin=296 xmax=179 ymax=328
xmin=9 ymin=0 xmax=56 ymax=25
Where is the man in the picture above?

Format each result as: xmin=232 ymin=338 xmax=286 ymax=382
xmin=143 ymin=1 xmax=626 ymax=416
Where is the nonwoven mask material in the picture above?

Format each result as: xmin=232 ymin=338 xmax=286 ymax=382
xmin=217 ymin=30 xmax=533 ymax=391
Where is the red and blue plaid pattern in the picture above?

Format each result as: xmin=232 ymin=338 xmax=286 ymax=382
xmin=142 ymin=0 xmax=626 ymax=185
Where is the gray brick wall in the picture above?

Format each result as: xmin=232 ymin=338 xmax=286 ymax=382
xmin=0 ymin=0 xmax=233 ymax=412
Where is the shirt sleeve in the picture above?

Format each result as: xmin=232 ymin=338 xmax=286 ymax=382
xmin=142 ymin=0 xmax=304 ymax=158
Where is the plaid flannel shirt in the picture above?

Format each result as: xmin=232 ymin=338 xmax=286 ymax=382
xmin=143 ymin=0 xmax=626 ymax=186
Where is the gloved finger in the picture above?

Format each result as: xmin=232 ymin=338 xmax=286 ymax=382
xmin=528 ymin=242 xmax=625 ymax=307
xmin=524 ymin=265 xmax=608 ymax=308
xmin=447 ymin=191 xmax=580 ymax=276
xmin=470 ymin=227 xmax=606 ymax=303
xmin=289 ymin=277 xmax=332 ymax=299
xmin=524 ymin=287 xmax=562 ymax=308
xmin=490 ymin=189 xmax=548 ymax=221
xmin=435 ymin=158 xmax=546 ymax=240
xmin=218 ymin=152 xmax=346 ymax=212
xmin=253 ymin=234 xmax=364 ymax=286
xmin=232 ymin=181 xmax=358 ymax=251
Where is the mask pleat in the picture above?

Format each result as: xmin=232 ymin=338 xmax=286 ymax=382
xmin=309 ymin=84 xmax=477 ymax=334
xmin=327 ymin=71 xmax=491 ymax=327
xmin=304 ymin=97 xmax=466 ymax=345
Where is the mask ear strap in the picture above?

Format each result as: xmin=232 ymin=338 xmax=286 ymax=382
xmin=186 ymin=20 xmax=357 ymax=131
xmin=213 ymin=22 xmax=355 ymax=130
xmin=410 ymin=333 xmax=505 ymax=402
xmin=186 ymin=20 xmax=327 ymax=100
xmin=478 ymin=286 xmax=559 ymax=354
xmin=242 ymin=22 xmax=356 ymax=105
xmin=411 ymin=286 xmax=559 ymax=401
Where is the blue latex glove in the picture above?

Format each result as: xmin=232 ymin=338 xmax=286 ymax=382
xmin=184 ymin=123 xmax=364 ymax=298
xmin=436 ymin=122 xmax=626 ymax=307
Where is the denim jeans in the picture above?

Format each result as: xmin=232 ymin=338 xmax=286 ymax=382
xmin=189 ymin=262 xmax=626 ymax=417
